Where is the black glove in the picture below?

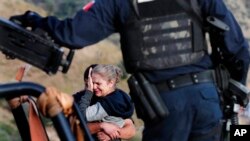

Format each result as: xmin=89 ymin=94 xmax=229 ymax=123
xmin=9 ymin=10 xmax=42 ymax=28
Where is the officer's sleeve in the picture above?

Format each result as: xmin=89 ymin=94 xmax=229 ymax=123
xmin=35 ymin=0 xmax=131 ymax=49
xmin=200 ymin=0 xmax=250 ymax=84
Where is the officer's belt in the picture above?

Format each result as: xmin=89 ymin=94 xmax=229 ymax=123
xmin=155 ymin=70 xmax=216 ymax=93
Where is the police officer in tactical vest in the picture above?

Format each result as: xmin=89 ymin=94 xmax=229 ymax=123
xmin=10 ymin=0 xmax=250 ymax=140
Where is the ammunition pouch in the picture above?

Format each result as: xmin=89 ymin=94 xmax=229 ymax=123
xmin=127 ymin=73 xmax=169 ymax=122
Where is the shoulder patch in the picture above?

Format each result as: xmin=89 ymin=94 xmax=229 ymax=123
xmin=83 ymin=1 xmax=95 ymax=12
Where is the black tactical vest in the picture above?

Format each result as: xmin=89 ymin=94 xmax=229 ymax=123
xmin=120 ymin=0 xmax=207 ymax=73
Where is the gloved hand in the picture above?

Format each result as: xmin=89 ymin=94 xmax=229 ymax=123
xmin=9 ymin=10 xmax=42 ymax=28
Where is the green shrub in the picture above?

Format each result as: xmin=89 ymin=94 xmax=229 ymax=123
xmin=0 ymin=122 xmax=21 ymax=141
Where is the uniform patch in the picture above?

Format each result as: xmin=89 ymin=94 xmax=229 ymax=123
xmin=138 ymin=0 xmax=155 ymax=3
xmin=83 ymin=1 xmax=95 ymax=12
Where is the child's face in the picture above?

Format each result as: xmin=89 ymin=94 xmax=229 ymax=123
xmin=91 ymin=73 xmax=114 ymax=97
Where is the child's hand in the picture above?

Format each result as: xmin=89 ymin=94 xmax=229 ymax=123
xmin=86 ymin=67 xmax=94 ymax=91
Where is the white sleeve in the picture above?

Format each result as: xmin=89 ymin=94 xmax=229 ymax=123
xmin=102 ymin=116 xmax=125 ymax=128
xmin=86 ymin=102 xmax=109 ymax=122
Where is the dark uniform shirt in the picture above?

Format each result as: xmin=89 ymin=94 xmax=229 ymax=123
xmin=34 ymin=0 xmax=249 ymax=83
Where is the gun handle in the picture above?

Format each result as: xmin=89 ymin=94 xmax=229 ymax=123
xmin=62 ymin=50 xmax=75 ymax=73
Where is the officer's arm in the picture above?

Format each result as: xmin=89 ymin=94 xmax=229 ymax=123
xmin=33 ymin=0 xmax=131 ymax=49
xmin=200 ymin=0 xmax=250 ymax=84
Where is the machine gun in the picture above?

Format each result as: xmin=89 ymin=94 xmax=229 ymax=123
xmin=220 ymin=79 xmax=250 ymax=141
xmin=0 ymin=17 xmax=74 ymax=75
